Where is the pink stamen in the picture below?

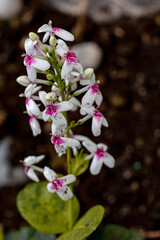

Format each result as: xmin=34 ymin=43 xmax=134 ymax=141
xmin=51 ymin=177 xmax=64 ymax=191
xmin=90 ymin=84 xmax=99 ymax=95
xmin=64 ymin=51 xmax=78 ymax=65
xmin=46 ymin=104 xmax=59 ymax=117
xmin=51 ymin=136 xmax=65 ymax=147
xmin=94 ymin=110 xmax=102 ymax=122
xmin=25 ymin=55 xmax=36 ymax=68
xmin=95 ymin=148 xmax=107 ymax=160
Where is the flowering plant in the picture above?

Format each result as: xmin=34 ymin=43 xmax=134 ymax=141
xmin=16 ymin=20 xmax=116 ymax=240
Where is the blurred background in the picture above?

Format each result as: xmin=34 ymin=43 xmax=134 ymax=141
xmin=0 ymin=0 xmax=160 ymax=237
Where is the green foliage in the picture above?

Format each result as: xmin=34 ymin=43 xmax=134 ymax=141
xmin=72 ymin=150 xmax=89 ymax=176
xmin=57 ymin=205 xmax=105 ymax=240
xmin=17 ymin=182 xmax=80 ymax=234
xmin=0 ymin=230 xmax=4 ymax=240
xmin=88 ymin=224 xmax=142 ymax=240
xmin=5 ymin=226 xmax=56 ymax=240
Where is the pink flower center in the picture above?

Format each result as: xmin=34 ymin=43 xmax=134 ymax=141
xmin=26 ymin=98 xmax=30 ymax=106
xmin=24 ymin=166 xmax=29 ymax=173
xmin=53 ymin=27 xmax=61 ymax=32
xmin=94 ymin=110 xmax=102 ymax=122
xmin=64 ymin=51 xmax=78 ymax=65
xmin=95 ymin=148 xmax=106 ymax=160
xmin=46 ymin=104 xmax=59 ymax=117
xmin=25 ymin=55 xmax=36 ymax=68
xmin=51 ymin=177 xmax=64 ymax=191
xmin=90 ymin=84 xmax=99 ymax=95
xmin=51 ymin=136 xmax=65 ymax=147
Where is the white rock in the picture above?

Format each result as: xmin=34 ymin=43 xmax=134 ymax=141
xmin=43 ymin=0 xmax=160 ymax=23
xmin=0 ymin=137 xmax=27 ymax=188
xmin=0 ymin=0 xmax=23 ymax=20
xmin=72 ymin=42 xmax=102 ymax=69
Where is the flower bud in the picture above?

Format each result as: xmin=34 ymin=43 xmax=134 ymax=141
xmin=49 ymin=36 xmax=57 ymax=47
xmin=83 ymin=68 xmax=94 ymax=79
xmin=46 ymin=74 xmax=53 ymax=80
xmin=29 ymin=32 xmax=39 ymax=41
xmin=16 ymin=75 xmax=30 ymax=86
xmin=46 ymin=92 xmax=57 ymax=101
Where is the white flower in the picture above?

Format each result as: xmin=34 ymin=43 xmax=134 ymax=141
xmin=23 ymin=155 xmax=45 ymax=182
xmin=81 ymin=73 xmax=103 ymax=107
xmin=83 ymin=140 xmax=115 ymax=175
xmin=24 ymin=38 xmax=50 ymax=82
xmin=24 ymin=84 xmax=41 ymax=116
xmin=39 ymin=90 xmax=73 ymax=122
xmin=43 ymin=166 xmax=76 ymax=201
xmin=29 ymin=115 xmax=41 ymax=136
xmin=51 ymin=135 xmax=80 ymax=156
xmin=37 ymin=20 xmax=74 ymax=43
xmin=56 ymin=39 xmax=83 ymax=79
xmin=80 ymin=106 xmax=108 ymax=137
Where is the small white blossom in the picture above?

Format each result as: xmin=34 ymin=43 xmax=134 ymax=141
xmin=29 ymin=115 xmax=41 ymax=136
xmin=24 ymin=38 xmax=50 ymax=82
xmin=23 ymin=155 xmax=45 ymax=182
xmin=56 ymin=39 xmax=83 ymax=79
xmin=37 ymin=20 xmax=74 ymax=43
xmin=51 ymin=135 xmax=80 ymax=156
xmin=80 ymin=106 xmax=108 ymax=136
xmin=83 ymin=140 xmax=115 ymax=175
xmin=43 ymin=166 xmax=76 ymax=201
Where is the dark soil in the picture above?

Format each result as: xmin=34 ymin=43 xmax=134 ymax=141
xmin=0 ymin=0 xmax=160 ymax=237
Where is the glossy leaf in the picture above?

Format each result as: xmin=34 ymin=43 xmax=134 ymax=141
xmin=72 ymin=150 xmax=89 ymax=176
xmin=17 ymin=182 xmax=80 ymax=234
xmin=57 ymin=205 xmax=105 ymax=240
xmin=5 ymin=226 xmax=56 ymax=240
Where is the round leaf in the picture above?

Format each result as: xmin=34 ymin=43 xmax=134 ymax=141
xmin=57 ymin=205 xmax=104 ymax=240
xmin=17 ymin=182 xmax=80 ymax=234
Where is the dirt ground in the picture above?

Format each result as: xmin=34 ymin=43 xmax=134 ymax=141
xmin=0 ymin=0 xmax=160 ymax=237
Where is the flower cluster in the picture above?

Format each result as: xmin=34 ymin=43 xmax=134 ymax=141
xmin=17 ymin=21 xmax=115 ymax=201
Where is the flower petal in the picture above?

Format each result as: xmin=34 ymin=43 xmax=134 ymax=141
xmin=95 ymin=91 xmax=103 ymax=106
xmin=37 ymin=24 xmax=53 ymax=33
xmin=57 ymin=101 xmax=73 ymax=112
xmin=60 ymin=174 xmax=76 ymax=186
xmin=102 ymin=116 xmax=109 ymax=127
xmin=43 ymin=166 xmax=57 ymax=182
xmin=43 ymin=32 xmax=50 ymax=43
xmin=47 ymin=183 xmax=56 ymax=193
xmin=39 ymin=90 xmax=47 ymax=106
xmin=26 ymin=168 xmax=39 ymax=182
xmin=26 ymin=66 xmax=37 ymax=82
xmin=57 ymin=186 xmax=73 ymax=201
xmin=61 ymin=61 xmax=73 ymax=79
xmin=91 ymin=115 xmax=102 ymax=137
xmin=62 ymin=137 xmax=80 ymax=148
xmin=54 ymin=28 xmax=74 ymax=41
xmin=32 ymin=58 xmax=50 ymax=71
xmin=26 ymin=99 xmax=40 ymax=116
xmin=82 ymin=140 xmax=96 ymax=153
xmin=82 ymin=89 xmax=95 ymax=106
xmin=97 ymin=143 xmax=108 ymax=152
xmin=90 ymin=156 xmax=103 ymax=175
xmin=103 ymin=153 xmax=115 ymax=168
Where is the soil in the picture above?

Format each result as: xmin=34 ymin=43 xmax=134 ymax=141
xmin=0 ymin=0 xmax=160 ymax=238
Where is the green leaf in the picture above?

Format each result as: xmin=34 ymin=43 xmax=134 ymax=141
xmin=0 ymin=229 xmax=4 ymax=240
xmin=57 ymin=205 xmax=105 ymax=240
xmin=17 ymin=182 xmax=80 ymax=234
xmin=88 ymin=224 xmax=142 ymax=240
xmin=5 ymin=226 xmax=56 ymax=240
xmin=72 ymin=150 xmax=89 ymax=176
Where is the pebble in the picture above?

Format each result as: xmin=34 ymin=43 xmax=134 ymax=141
xmin=109 ymin=93 xmax=127 ymax=108
xmin=0 ymin=0 xmax=23 ymax=20
xmin=72 ymin=42 xmax=102 ymax=69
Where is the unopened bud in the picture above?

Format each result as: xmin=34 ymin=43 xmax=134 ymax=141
xmin=46 ymin=74 xmax=53 ymax=80
xmin=49 ymin=36 xmax=57 ymax=47
xmin=29 ymin=32 xmax=39 ymax=41
xmin=83 ymin=68 xmax=94 ymax=79
xmin=46 ymin=92 xmax=57 ymax=101
xmin=16 ymin=75 xmax=30 ymax=86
